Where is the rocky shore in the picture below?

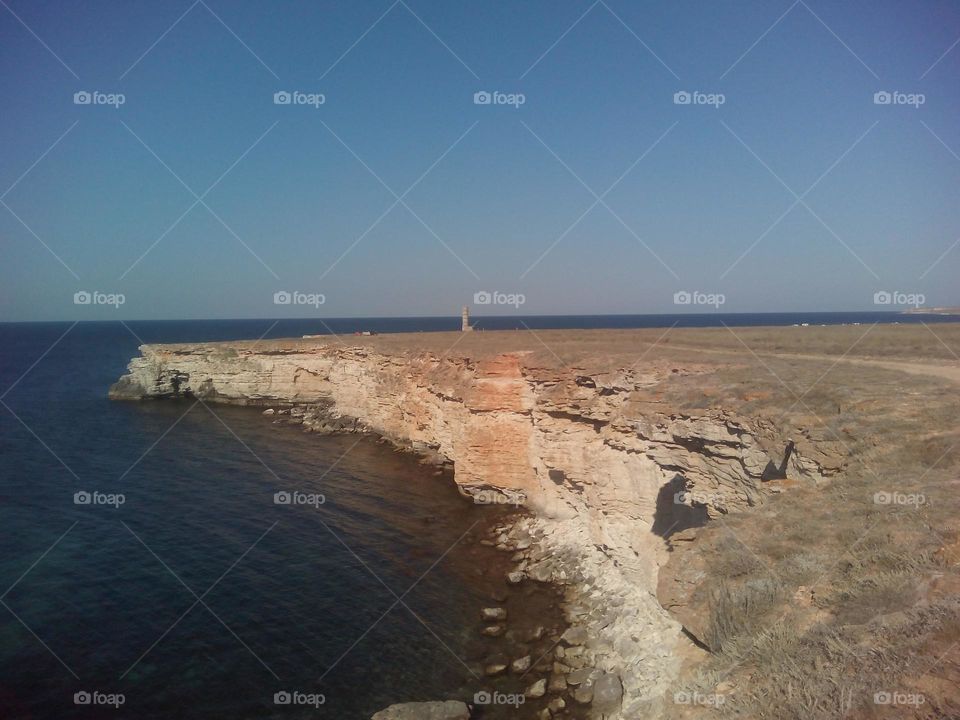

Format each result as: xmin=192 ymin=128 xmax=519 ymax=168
xmin=360 ymin=509 xmax=628 ymax=720
xmin=476 ymin=514 xmax=628 ymax=717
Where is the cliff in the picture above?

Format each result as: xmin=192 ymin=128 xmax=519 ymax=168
xmin=110 ymin=330 xmax=846 ymax=717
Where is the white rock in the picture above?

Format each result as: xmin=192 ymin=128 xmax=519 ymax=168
xmin=525 ymin=679 xmax=547 ymax=699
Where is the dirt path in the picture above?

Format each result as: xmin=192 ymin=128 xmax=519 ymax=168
xmin=804 ymin=355 xmax=960 ymax=384
xmin=664 ymin=343 xmax=960 ymax=385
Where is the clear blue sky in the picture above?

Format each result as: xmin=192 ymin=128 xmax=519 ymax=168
xmin=2 ymin=0 xmax=958 ymax=320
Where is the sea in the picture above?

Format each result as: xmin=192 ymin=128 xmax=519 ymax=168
xmin=0 ymin=312 xmax=956 ymax=719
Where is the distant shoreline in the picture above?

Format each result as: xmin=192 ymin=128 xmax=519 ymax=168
xmin=5 ymin=310 xmax=960 ymax=329
xmin=901 ymin=307 xmax=960 ymax=315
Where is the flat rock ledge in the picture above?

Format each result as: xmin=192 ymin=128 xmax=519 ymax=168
xmin=370 ymin=700 xmax=469 ymax=720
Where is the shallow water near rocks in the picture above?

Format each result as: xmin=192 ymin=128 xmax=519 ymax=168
xmin=0 ymin=322 xmax=574 ymax=719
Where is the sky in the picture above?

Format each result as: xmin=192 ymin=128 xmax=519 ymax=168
xmin=1 ymin=0 xmax=958 ymax=320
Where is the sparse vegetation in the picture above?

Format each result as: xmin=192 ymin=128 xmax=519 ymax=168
xmin=705 ymin=577 xmax=784 ymax=652
xmin=658 ymin=327 xmax=960 ymax=720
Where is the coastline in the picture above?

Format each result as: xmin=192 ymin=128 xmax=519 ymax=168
xmin=266 ymin=403 xmax=610 ymax=719
xmin=252 ymin=403 xmax=593 ymax=719
xmin=109 ymin=324 xmax=960 ymax=719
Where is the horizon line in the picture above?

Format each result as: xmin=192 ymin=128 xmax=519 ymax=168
xmin=1 ymin=308 xmax=954 ymax=325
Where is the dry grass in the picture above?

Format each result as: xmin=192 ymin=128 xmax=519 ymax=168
xmin=152 ymin=322 xmax=960 ymax=370
xmin=661 ymin=338 xmax=960 ymax=720
xmin=705 ymin=578 xmax=784 ymax=652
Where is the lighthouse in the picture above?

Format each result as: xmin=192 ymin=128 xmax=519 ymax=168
xmin=461 ymin=306 xmax=472 ymax=332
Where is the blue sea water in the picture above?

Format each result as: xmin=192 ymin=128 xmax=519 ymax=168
xmin=0 ymin=313 xmax=956 ymax=719
xmin=0 ymin=321 xmax=531 ymax=720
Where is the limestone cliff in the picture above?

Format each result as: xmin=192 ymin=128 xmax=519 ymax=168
xmin=111 ymin=338 xmax=836 ymax=717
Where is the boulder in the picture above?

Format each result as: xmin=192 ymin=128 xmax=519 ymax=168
xmin=566 ymin=667 xmax=594 ymax=685
xmin=525 ymin=678 xmax=547 ymax=698
xmin=561 ymin=626 xmax=588 ymax=646
xmin=481 ymin=607 xmax=507 ymax=621
xmin=548 ymin=673 xmax=567 ymax=693
xmin=371 ymin=700 xmax=469 ymax=720
xmin=655 ymin=530 xmax=711 ymax=647
xmin=527 ymin=563 xmax=553 ymax=583
xmin=573 ymin=679 xmax=594 ymax=704
xmin=592 ymin=673 xmax=623 ymax=713
xmin=511 ymin=655 xmax=531 ymax=673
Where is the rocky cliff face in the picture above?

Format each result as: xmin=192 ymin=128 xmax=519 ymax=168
xmin=111 ymin=339 xmax=837 ymax=717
